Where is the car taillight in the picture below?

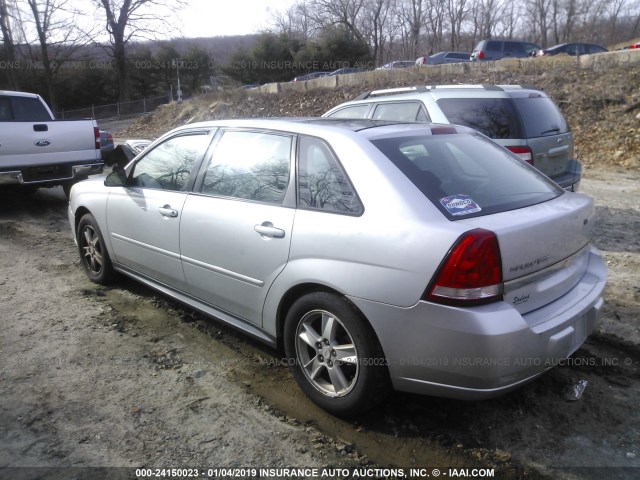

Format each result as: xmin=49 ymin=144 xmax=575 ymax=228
xmin=478 ymin=51 xmax=484 ymax=59
xmin=425 ymin=229 xmax=503 ymax=306
xmin=506 ymin=146 xmax=533 ymax=164
xmin=94 ymin=127 xmax=101 ymax=150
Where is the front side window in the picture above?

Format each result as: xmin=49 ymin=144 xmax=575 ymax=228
xmin=297 ymin=136 xmax=363 ymax=215
xmin=201 ymin=131 xmax=291 ymax=204
xmin=131 ymin=131 xmax=212 ymax=191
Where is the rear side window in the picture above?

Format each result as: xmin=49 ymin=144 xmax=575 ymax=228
xmin=0 ymin=96 xmax=51 ymax=121
xmin=485 ymin=41 xmax=501 ymax=52
xmin=373 ymin=102 xmax=431 ymax=122
xmin=511 ymin=96 xmax=568 ymax=137
xmin=437 ymin=98 xmax=523 ymax=139
xmin=202 ymin=131 xmax=291 ymax=204
xmin=11 ymin=97 xmax=52 ymax=121
xmin=326 ymin=105 xmax=370 ymax=119
xmin=370 ymin=133 xmax=562 ymax=220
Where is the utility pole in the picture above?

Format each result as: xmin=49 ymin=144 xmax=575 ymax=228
xmin=173 ymin=59 xmax=182 ymax=102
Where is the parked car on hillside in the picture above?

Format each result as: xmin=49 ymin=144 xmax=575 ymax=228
xmin=415 ymin=52 xmax=471 ymax=65
xmin=538 ymin=43 xmax=607 ymax=56
xmin=69 ymin=117 xmax=606 ymax=416
xmin=328 ymin=67 xmax=368 ymax=76
xmin=292 ymin=72 xmax=331 ymax=82
xmin=376 ymin=60 xmax=414 ymax=69
xmin=471 ymin=39 xmax=541 ymax=61
xmin=323 ymin=84 xmax=582 ymax=191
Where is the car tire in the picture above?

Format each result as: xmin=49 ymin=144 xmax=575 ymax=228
xmin=77 ymin=213 xmax=115 ymax=285
xmin=284 ymin=292 xmax=390 ymax=416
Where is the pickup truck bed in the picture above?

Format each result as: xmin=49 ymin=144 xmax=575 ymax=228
xmin=0 ymin=90 xmax=103 ymax=194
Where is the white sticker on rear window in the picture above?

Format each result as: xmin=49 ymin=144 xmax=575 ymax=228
xmin=440 ymin=194 xmax=482 ymax=216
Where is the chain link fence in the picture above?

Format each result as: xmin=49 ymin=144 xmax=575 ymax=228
xmin=55 ymin=94 xmax=171 ymax=120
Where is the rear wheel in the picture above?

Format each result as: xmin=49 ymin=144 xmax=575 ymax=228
xmin=284 ymin=292 xmax=390 ymax=416
xmin=77 ymin=213 xmax=114 ymax=285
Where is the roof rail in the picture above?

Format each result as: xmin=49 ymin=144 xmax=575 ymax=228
xmin=366 ymin=85 xmax=429 ymax=98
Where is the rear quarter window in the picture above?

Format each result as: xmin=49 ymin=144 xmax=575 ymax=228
xmin=436 ymin=98 xmax=523 ymax=139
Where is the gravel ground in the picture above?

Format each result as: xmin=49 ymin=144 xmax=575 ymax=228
xmin=0 ymin=166 xmax=638 ymax=480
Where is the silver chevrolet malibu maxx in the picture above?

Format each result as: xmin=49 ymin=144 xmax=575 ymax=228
xmin=68 ymin=119 xmax=606 ymax=416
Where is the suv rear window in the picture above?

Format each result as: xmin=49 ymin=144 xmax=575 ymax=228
xmin=370 ymin=133 xmax=562 ymax=220
xmin=436 ymin=98 xmax=523 ymax=139
xmin=511 ymin=96 xmax=568 ymax=137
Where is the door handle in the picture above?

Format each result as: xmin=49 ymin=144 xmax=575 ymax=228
xmin=159 ymin=205 xmax=178 ymax=218
xmin=254 ymin=222 xmax=285 ymax=238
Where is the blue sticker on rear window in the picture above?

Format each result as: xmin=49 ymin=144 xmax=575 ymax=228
xmin=440 ymin=194 xmax=482 ymax=216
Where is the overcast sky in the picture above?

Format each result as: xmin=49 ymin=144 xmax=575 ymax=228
xmin=178 ymin=0 xmax=297 ymax=37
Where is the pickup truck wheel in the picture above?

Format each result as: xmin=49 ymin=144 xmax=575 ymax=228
xmin=284 ymin=292 xmax=390 ymax=417
xmin=77 ymin=213 xmax=115 ymax=285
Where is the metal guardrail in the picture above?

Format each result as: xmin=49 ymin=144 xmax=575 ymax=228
xmin=55 ymin=94 xmax=171 ymax=120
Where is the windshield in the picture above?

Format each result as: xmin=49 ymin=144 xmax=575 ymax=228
xmin=370 ymin=133 xmax=563 ymax=220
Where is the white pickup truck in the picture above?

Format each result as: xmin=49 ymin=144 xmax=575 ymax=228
xmin=0 ymin=90 xmax=103 ymax=196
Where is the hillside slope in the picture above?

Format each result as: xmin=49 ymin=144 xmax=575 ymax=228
xmin=122 ymin=63 xmax=640 ymax=170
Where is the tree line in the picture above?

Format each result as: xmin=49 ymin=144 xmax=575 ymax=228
xmin=1 ymin=0 xmax=638 ymax=109
xmin=267 ymin=0 xmax=640 ymax=67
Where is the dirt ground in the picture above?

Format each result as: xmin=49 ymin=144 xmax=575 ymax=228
xmin=2 ymin=63 xmax=640 ymax=479
xmin=0 ymin=165 xmax=638 ymax=480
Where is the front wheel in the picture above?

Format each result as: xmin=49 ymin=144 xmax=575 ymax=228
xmin=77 ymin=213 xmax=115 ymax=285
xmin=284 ymin=292 xmax=390 ymax=416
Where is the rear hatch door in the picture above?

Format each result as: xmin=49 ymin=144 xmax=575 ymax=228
xmin=460 ymin=193 xmax=596 ymax=319
xmin=511 ymin=94 xmax=574 ymax=180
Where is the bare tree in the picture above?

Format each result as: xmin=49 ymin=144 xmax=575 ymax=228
xmin=361 ymin=0 xmax=394 ymax=65
xmin=19 ymin=0 xmax=92 ymax=110
xmin=0 ymin=0 xmax=18 ymax=89
xmin=94 ymin=0 xmax=184 ymax=101
xmin=446 ymin=0 xmax=469 ymax=50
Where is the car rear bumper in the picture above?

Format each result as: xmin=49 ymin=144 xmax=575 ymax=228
xmin=0 ymin=163 xmax=104 ymax=185
xmin=552 ymin=159 xmax=582 ymax=191
xmin=349 ymin=245 xmax=606 ymax=400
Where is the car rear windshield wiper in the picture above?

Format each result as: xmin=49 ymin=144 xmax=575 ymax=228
xmin=540 ymin=128 xmax=561 ymax=135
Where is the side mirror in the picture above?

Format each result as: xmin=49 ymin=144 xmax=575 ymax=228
xmin=105 ymin=144 xmax=138 ymax=169
xmin=104 ymin=168 xmax=128 ymax=187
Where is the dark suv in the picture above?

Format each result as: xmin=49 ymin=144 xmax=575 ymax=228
xmin=471 ymin=39 xmax=541 ymax=61
xmin=322 ymin=84 xmax=581 ymax=191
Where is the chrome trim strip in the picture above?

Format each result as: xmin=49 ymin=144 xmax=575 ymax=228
xmin=181 ymin=255 xmax=265 ymax=287
xmin=504 ymin=243 xmax=591 ymax=291
xmin=111 ymin=233 xmax=181 ymax=260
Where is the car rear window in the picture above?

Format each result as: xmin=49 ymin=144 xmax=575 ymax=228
xmin=436 ymin=98 xmax=523 ymax=139
xmin=370 ymin=133 xmax=562 ymax=220
xmin=511 ymin=96 xmax=569 ymax=137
